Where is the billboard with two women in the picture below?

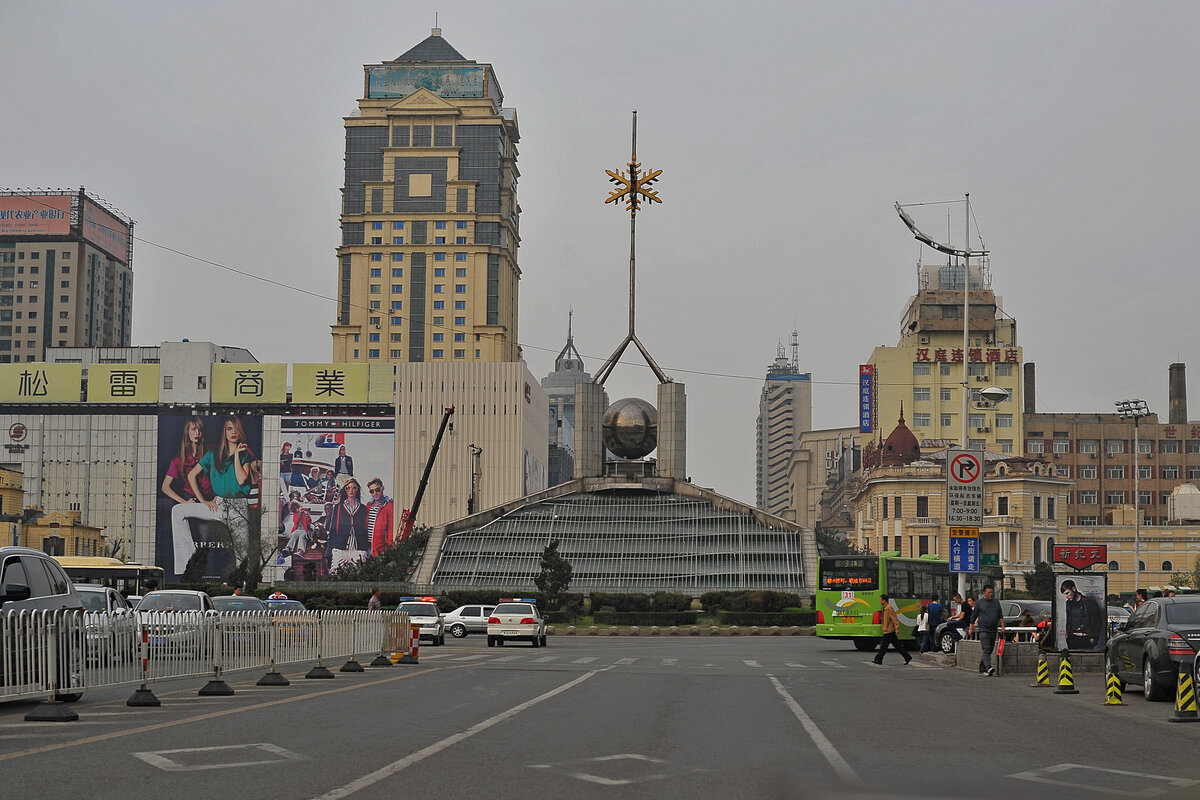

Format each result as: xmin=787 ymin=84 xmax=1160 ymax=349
xmin=155 ymin=414 xmax=264 ymax=583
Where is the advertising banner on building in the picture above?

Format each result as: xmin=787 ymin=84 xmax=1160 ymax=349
xmin=81 ymin=198 xmax=131 ymax=265
xmin=0 ymin=363 xmax=82 ymax=403
xmin=859 ymin=365 xmax=874 ymax=433
xmin=211 ymin=363 xmax=287 ymax=404
xmin=0 ymin=194 xmax=71 ymax=236
xmin=155 ymin=413 xmax=264 ymax=583
xmin=86 ymin=364 xmax=160 ymax=403
xmin=291 ymin=363 xmax=369 ymax=404
xmin=1053 ymin=572 xmax=1108 ymax=653
xmin=278 ymin=416 xmax=395 ymax=581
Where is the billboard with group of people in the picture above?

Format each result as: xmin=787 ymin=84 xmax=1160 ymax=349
xmin=277 ymin=417 xmax=396 ymax=582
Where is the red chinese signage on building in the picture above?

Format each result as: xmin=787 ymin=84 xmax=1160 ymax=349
xmin=914 ymin=347 xmax=1020 ymax=363
xmin=1053 ymin=545 xmax=1108 ymax=571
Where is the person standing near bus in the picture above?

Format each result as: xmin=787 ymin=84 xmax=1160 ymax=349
xmin=872 ymin=594 xmax=912 ymax=666
xmin=969 ymin=585 xmax=1005 ymax=676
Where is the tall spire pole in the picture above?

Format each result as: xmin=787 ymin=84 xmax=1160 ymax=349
xmin=597 ymin=111 xmax=668 ymax=385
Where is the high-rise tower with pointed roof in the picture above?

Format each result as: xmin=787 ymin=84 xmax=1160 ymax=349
xmin=541 ymin=313 xmax=606 ymax=486
xmin=332 ymin=28 xmax=521 ymax=365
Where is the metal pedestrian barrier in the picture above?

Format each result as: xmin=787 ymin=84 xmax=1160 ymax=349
xmin=3 ymin=607 xmax=407 ymax=721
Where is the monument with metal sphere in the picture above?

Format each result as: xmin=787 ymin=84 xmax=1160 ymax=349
xmin=413 ymin=112 xmax=815 ymax=597
xmin=602 ymin=397 xmax=658 ymax=459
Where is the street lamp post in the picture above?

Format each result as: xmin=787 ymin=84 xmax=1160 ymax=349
xmin=1115 ymin=399 xmax=1150 ymax=595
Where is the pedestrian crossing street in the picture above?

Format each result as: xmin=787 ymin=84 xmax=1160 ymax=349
xmin=419 ymin=651 xmax=938 ymax=671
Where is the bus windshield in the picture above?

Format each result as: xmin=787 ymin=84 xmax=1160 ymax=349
xmin=819 ymin=557 xmax=879 ymax=592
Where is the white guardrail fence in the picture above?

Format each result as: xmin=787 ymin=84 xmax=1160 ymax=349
xmin=1 ymin=609 xmax=411 ymax=706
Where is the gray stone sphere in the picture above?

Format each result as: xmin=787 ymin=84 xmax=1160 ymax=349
xmin=602 ymin=397 xmax=658 ymax=459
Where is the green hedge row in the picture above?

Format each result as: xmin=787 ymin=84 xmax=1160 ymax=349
xmin=593 ymin=611 xmax=700 ymax=626
xmin=716 ymin=611 xmax=815 ymax=627
xmin=588 ymin=592 xmax=694 ymax=613
xmin=700 ymin=591 xmax=805 ymax=613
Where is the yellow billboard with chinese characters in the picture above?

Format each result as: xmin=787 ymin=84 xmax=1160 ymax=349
xmin=211 ymin=363 xmax=287 ymax=404
xmin=0 ymin=363 xmax=82 ymax=403
xmin=291 ymin=363 xmax=369 ymax=404
xmin=87 ymin=364 xmax=160 ymax=403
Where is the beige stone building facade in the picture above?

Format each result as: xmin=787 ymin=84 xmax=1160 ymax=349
xmin=851 ymin=433 xmax=1070 ymax=590
xmin=867 ymin=263 xmax=1023 ymax=454
xmin=331 ymin=29 xmax=521 ymax=367
xmin=394 ymin=362 xmax=547 ymax=529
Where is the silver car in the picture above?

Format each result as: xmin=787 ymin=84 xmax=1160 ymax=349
xmin=443 ymin=604 xmax=495 ymax=638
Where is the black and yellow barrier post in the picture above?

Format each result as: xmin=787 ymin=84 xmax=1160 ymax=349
xmin=1103 ymin=667 xmax=1125 ymax=706
xmin=1030 ymin=652 xmax=1050 ymax=688
xmin=1169 ymin=658 xmax=1200 ymax=723
xmin=1054 ymin=649 xmax=1078 ymax=695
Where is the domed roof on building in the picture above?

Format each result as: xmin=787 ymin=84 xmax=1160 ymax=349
xmin=395 ymin=28 xmax=468 ymax=62
xmin=881 ymin=407 xmax=921 ymax=466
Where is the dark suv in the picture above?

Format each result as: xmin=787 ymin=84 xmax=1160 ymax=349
xmin=1 ymin=547 xmax=87 ymax=701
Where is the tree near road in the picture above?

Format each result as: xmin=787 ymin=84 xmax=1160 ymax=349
xmin=535 ymin=539 xmax=572 ymax=609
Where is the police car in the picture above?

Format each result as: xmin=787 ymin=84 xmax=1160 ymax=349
xmin=487 ymin=598 xmax=547 ymax=648
xmin=396 ymin=597 xmax=446 ymax=646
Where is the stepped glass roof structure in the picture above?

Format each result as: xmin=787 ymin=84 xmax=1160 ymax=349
xmin=418 ymin=477 xmax=815 ymax=594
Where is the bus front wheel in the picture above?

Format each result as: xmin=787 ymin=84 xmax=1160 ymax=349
xmin=853 ymin=639 xmax=878 ymax=652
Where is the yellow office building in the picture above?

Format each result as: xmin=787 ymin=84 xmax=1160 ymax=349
xmin=332 ymin=29 xmax=520 ymax=365
xmin=867 ymin=263 xmax=1022 ymax=453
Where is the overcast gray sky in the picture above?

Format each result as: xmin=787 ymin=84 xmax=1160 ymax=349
xmin=4 ymin=2 xmax=1198 ymax=505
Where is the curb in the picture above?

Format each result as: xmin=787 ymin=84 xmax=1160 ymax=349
xmin=549 ymin=625 xmax=814 ymax=637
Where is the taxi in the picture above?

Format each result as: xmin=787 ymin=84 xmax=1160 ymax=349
xmin=396 ymin=596 xmax=446 ymax=646
xmin=487 ymin=598 xmax=547 ymax=648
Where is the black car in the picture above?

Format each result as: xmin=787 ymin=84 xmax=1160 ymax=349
xmin=1 ymin=546 xmax=86 ymax=701
xmin=1107 ymin=596 xmax=1200 ymax=701
xmin=934 ymin=599 xmax=1051 ymax=654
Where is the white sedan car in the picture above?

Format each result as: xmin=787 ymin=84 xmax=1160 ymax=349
xmin=396 ymin=599 xmax=445 ymax=646
xmin=487 ymin=599 xmax=547 ymax=648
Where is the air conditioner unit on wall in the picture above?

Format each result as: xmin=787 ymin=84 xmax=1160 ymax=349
xmin=1090 ymin=453 xmax=1097 ymax=458
xmin=919 ymin=335 xmax=930 ymax=344
xmin=1147 ymin=453 xmax=1154 ymax=459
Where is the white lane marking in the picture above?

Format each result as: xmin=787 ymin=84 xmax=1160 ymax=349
xmin=661 ymin=658 xmax=677 ymax=666
xmin=1008 ymin=763 xmax=1199 ymax=796
xmin=529 ymin=753 xmax=706 ymax=786
xmin=743 ymin=660 xmax=762 ymax=668
xmin=821 ymin=661 xmax=848 ymax=669
xmin=615 ymin=658 xmax=637 ymax=665
xmin=769 ymin=676 xmax=862 ymax=787
xmin=531 ymin=656 xmax=558 ymax=663
xmin=785 ymin=662 xmax=808 ymax=668
xmin=572 ymin=657 xmax=598 ymax=664
xmin=309 ymin=671 xmax=600 ymax=800
xmin=493 ymin=655 xmax=524 ymax=662
xmin=450 ymin=654 xmax=490 ymax=661
xmin=133 ymin=742 xmax=304 ymax=772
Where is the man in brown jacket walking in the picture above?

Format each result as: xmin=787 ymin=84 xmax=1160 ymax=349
xmin=872 ymin=594 xmax=912 ymax=665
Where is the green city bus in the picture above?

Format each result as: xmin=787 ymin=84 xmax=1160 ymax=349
xmin=815 ymin=552 xmax=1004 ymax=651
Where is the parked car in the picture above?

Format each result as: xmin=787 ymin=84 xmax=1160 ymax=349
xmin=1107 ymin=604 xmax=1131 ymax=633
xmin=1107 ymin=595 xmax=1200 ymax=701
xmin=487 ymin=599 xmax=547 ymax=648
xmin=443 ymin=604 xmax=496 ymax=638
xmin=136 ymin=589 xmax=217 ymax=656
xmin=0 ymin=546 xmax=86 ymax=701
xmin=75 ymin=584 xmax=137 ymax=663
xmin=212 ymin=594 xmax=270 ymax=648
xmin=935 ymin=599 xmax=1051 ymax=654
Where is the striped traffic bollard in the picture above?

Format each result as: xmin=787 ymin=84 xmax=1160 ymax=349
xmin=1054 ymin=649 xmax=1079 ymax=695
xmin=1030 ymin=652 xmax=1050 ymax=688
xmin=1104 ymin=668 xmax=1125 ymax=706
xmin=127 ymin=624 xmax=161 ymax=706
xmin=1169 ymin=660 xmax=1200 ymax=723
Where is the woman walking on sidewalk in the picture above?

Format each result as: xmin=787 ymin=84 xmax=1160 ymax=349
xmin=872 ymin=594 xmax=912 ymax=665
